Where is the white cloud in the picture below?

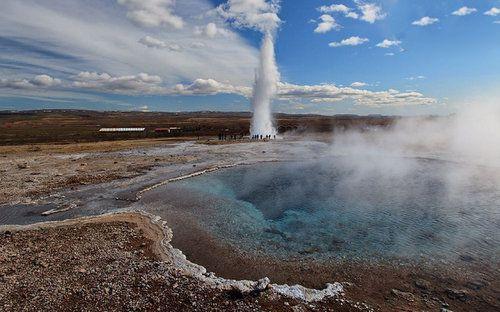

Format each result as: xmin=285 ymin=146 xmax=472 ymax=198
xmin=329 ymin=36 xmax=369 ymax=47
xmin=277 ymin=82 xmax=436 ymax=107
xmin=346 ymin=12 xmax=360 ymax=19
xmin=385 ymin=52 xmax=395 ymax=56
xmin=173 ymin=78 xmax=251 ymax=96
xmin=318 ymin=4 xmax=350 ymax=14
xmin=319 ymin=1 xmax=390 ymax=22
xmin=139 ymin=35 xmax=167 ymax=48
xmin=355 ymin=1 xmax=386 ymax=23
xmin=138 ymin=36 xmax=181 ymax=51
xmin=70 ymin=74 xmax=253 ymax=97
xmin=195 ymin=23 xmax=232 ymax=38
xmin=0 ymin=0 xmax=259 ymax=87
xmin=137 ymin=105 xmax=150 ymax=112
xmin=318 ymin=3 xmax=360 ymax=19
xmin=73 ymin=72 xmax=166 ymax=94
xmin=494 ymin=21 xmax=500 ymax=24
xmin=217 ymin=0 xmax=281 ymax=33
xmin=314 ymin=15 xmax=341 ymax=33
xmin=190 ymin=42 xmax=206 ymax=48
xmin=412 ymin=16 xmax=439 ymax=26
xmin=0 ymin=75 xmax=61 ymax=90
xmin=1 ymin=72 xmax=436 ymax=108
xmin=452 ymin=7 xmax=477 ymax=16
xmin=406 ymin=76 xmax=426 ymax=81
xmin=351 ymin=82 xmax=368 ymax=88
xmin=117 ymin=0 xmax=184 ymax=29
xmin=376 ymin=39 xmax=401 ymax=48
xmin=32 ymin=75 xmax=62 ymax=87
xmin=484 ymin=7 xmax=500 ymax=16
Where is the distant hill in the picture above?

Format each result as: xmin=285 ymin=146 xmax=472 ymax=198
xmin=0 ymin=110 xmax=397 ymax=145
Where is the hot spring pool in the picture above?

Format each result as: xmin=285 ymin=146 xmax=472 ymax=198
xmin=156 ymin=158 xmax=500 ymax=265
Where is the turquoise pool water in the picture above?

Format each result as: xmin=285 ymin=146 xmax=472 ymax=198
xmin=160 ymin=159 xmax=499 ymax=264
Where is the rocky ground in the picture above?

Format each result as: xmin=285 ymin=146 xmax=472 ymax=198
xmin=0 ymin=138 xmax=498 ymax=311
xmin=0 ymin=138 xmax=197 ymax=205
xmin=0 ymin=213 xmax=365 ymax=312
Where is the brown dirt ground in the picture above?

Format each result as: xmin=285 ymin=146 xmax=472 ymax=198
xmin=0 ymin=213 xmax=366 ymax=312
xmin=0 ymin=139 xmax=197 ymax=204
xmin=164 ymin=212 xmax=500 ymax=312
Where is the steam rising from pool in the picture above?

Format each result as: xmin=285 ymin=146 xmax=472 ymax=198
xmin=155 ymin=104 xmax=500 ymax=266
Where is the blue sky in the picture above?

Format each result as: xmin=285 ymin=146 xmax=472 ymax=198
xmin=0 ymin=0 xmax=499 ymax=115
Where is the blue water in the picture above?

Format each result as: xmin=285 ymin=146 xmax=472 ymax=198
xmin=161 ymin=159 xmax=500 ymax=264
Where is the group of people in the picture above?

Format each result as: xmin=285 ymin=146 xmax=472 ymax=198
xmin=251 ymin=134 xmax=276 ymax=140
xmin=217 ymin=132 xmax=277 ymax=141
xmin=218 ymin=133 xmax=244 ymax=141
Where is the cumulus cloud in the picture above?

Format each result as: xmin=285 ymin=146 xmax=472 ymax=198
xmin=0 ymin=75 xmax=61 ymax=90
xmin=318 ymin=3 xmax=358 ymax=19
xmin=173 ymin=78 xmax=251 ymax=96
xmin=452 ymin=7 xmax=477 ymax=16
xmin=195 ymin=23 xmax=232 ymax=38
xmin=277 ymin=82 xmax=436 ymax=107
xmin=329 ymin=36 xmax=369 ymax=47
xmin=317 ymin=2 xmax=387 ymax=22
xmin=73 ymin=72 xmax=165 ymax=94
xmin=351 ymin=82 xmax=368 ymax=88
xmin=117 ymin=0 xmax=184 ymax=29
xmin=412 ymin=16 xmax=439 ymax=26
xmin=318 ymin=4 xmax=350 ymax=14
xmin=32 ymin=75 xmax=62 ymax=87
xmin=484 ymin=7 xmax=500 ymax=16
xmin=70 ymin=75 xmax=252 ymax=97
xmin=138 ymin=36 xmax=181 ymax=51
xmin=62 ymin=73 xmax=436 ymax=108
xmin=314 ymin=15 xmax=341 ymax=33
xmin=376 ymin=39 xmax=401 ymax=48
xmin=355 ymin=1 xmax=386 ymax=23
xmin=217 ymin=0 xmax=281 ymax=33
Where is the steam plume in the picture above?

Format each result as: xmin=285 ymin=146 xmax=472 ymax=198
xmin=217 ymin=0 xmax=281 ymax=136
xmin=250 ymin=32 xmax=279 ymax=136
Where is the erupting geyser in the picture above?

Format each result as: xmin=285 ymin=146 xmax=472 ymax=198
xmin=250 ymin=32 xmax=279 ymax=137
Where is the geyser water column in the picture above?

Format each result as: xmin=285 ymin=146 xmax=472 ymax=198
xmin=218 ymin=0 xmax=281 ymax=136
xmin=250 ymin=32 xmax=279 ymax=136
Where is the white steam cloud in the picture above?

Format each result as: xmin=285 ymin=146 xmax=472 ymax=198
xmin=219 ymin=0 xmax=281 ymax=136
xmin=251 ymin=33 xmax=280 ymax=136
xmin=326 ymin=103 xmax=500 ymax=192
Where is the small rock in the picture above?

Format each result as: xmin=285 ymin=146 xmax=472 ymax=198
xmin=459 ymin=254 xmax=474 ymax=262
xmin=446 ymin=288 xmax=469 ymax=302
xmin=391 ymin=289 xmax=415 ymax=302
xmin=2 ymin=231 xmax=13 ymax=238
xmin=40 ymin=261 xmax=49 ymax=268
xmin=254 ymin=277 xmax=270 ymax=292
xmin=466 ymin=280 xmax=487 ymax=291
xmin=17 ymin=163 xmax=28 ymax=169
xmin=414 ymin=278 xmax=432 ymax=291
